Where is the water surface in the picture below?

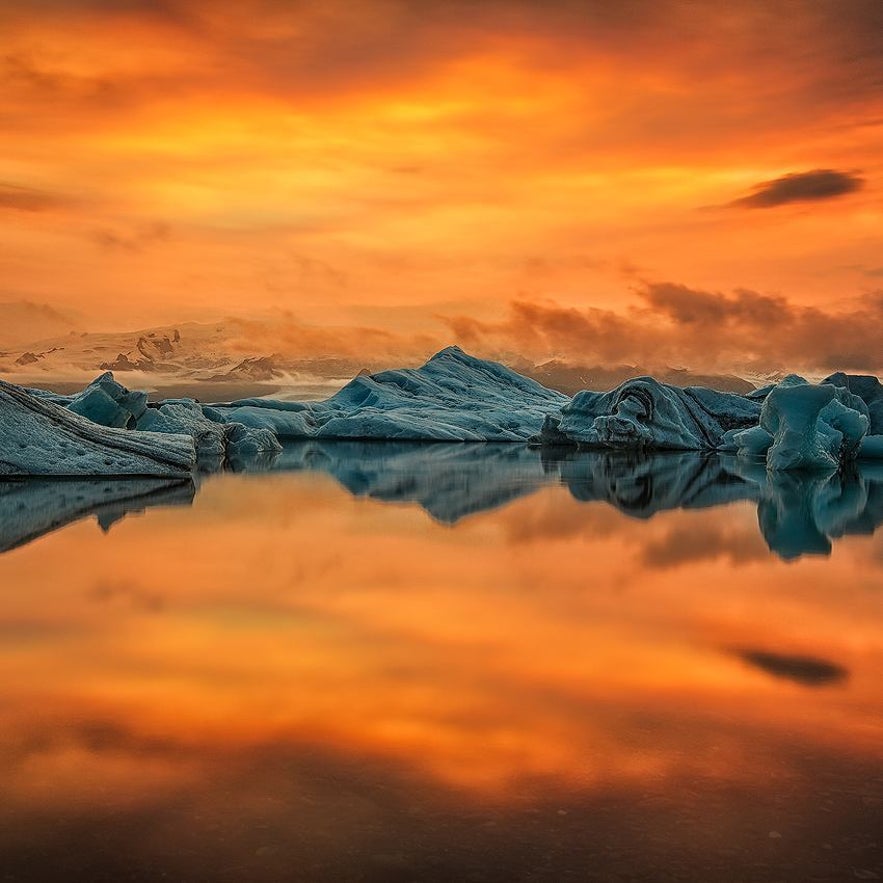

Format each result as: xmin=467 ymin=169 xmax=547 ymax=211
xmin=1 ymin=445 xmax=881 ymax=881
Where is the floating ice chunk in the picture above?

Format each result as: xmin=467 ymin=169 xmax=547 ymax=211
xmin=139 ymin=400 xmax=282 ymax=472
xmin=531 ymin=377 xmax=760 ymax=451
xmin=823 ymin=372 xmax=883 ymax=433
xmin=0 ymin=378 xmax=195 ymax=476
xmin=225 ymin=423 xmax=282 ymax=471
xmin=66 ymin=371 xmax=149 ymax=429
xmin=751 ymin=375 xmax=870 ymax=471
xmin=137 ymin=400 xmax=229 ymax=471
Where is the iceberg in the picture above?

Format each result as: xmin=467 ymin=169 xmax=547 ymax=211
xmin=204 ymin=346 xmax=569 ymax=441
xmin=0 ymin=378 xmax=195 ymax=476
xmin=533 ymin=371 xmax=882 ymax=472
xmin=37 ymin=372 xmax=281 ymax=472
xmin=724 ymin=374 xmax=876 ymax=471
xmin=530 ymin=377 xmax=761 ymax=451
xmin=136 ymin=399 xmax=281 ymax=472
xmin=1 ymin=350 xmax=880 ymax=477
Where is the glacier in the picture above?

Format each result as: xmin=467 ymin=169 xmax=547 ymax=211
xmin=1 ymin=348 xmax=881 ymax=477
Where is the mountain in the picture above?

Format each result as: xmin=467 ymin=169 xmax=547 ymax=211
xmin=1 ymin=316 xmax=757 ymax=398
xmin=0 ymin=319 xmax=370 ymax=391
xmin=0 ymin=301 xmax=81 ymax=349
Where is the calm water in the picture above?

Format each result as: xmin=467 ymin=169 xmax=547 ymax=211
xmin=1 ymin=445 xmax=881 ymax=882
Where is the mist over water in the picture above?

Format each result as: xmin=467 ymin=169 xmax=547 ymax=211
xmin=1 ymin=446 xmax=881 ymax=881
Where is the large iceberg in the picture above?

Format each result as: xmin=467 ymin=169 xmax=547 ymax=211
xmin=0 ymin=378 xmax=195 ymax=477
xmin=204 ymin=346 xmax=569 ymax=441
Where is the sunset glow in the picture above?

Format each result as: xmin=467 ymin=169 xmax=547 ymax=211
xmin=2 ymin=0 xmax=881 ymax=371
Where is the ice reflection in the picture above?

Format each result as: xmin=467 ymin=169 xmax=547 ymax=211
xmin=1 ymin=444 xmax=881 ymax=560
xmin=0 ymin=448 xmax=881 ymax=882
xmin=0 ymin=477 xmax=195 ymax=554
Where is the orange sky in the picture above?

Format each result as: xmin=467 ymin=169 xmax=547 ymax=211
xmin=1 ymin=0 xmax=881 ymax=371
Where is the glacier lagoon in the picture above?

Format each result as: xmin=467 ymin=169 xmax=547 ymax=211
xmin=0 ymin=443 xmax=881 ymax=882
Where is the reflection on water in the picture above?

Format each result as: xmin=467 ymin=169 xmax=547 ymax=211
xmin=3 ymin=443 xmax=882 ymax=560
xmin=0 ymin=444 xmax=881 ymax=881
xmin=0 ymin=477 xmax=195 ymax=554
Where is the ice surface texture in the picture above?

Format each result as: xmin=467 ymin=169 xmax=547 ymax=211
xmin=721 ymin=374 xmax=882 ymax=471
xmin=0 ymin=378 xmax=195 ymax=476
xmin=533 ymin=372 xmax=882 ymax=471
xmin=2 ymin=349 xmax=881 ymax=476
xmin=205 ymin=346 xmax=569 ymax=441
xmin=530 ymin=377 xmax=761 ymax=451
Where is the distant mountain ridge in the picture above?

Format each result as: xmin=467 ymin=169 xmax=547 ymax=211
xmin=0 ymin=317 xmax=757 ymax=395
xmin=0 ymin=301 xmax=81 ymax=349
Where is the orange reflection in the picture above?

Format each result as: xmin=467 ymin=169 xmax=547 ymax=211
xmin=0 ymin=472 xmax=880 ymax=811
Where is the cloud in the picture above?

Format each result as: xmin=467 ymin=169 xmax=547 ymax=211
xmin=730 ymin=169 xmax=864 ymax=209
xmin=0 ymin=182 xmax=74 ymax=212
xmin=90 ymin=221 xmax=171 ymax=252
xmin=226 ymin=314 xmax=443 ymax=365
xmin=733 ymin=649 xmax=848 ymax=686
xmin=641 ymin=521 xmax=768 ymax=568
xmin=443 ymin=284 xmax=883 ymax=374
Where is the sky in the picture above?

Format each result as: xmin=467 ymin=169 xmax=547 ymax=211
xmin=1 ymin=0 xmax=881 ymax=372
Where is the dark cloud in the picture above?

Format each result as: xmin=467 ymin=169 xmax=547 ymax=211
xmin=444 ymin=284 xmax=883 ymax=374
xmin=731 ymin=169 xmax=864 ymax=209
xmin=734 ymin=649 xmax=848 ymax=686
xmin=3 ymin=0 xmax=883 ymax=144
xmin=642 ymin=282 xmax=785 ymax=325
